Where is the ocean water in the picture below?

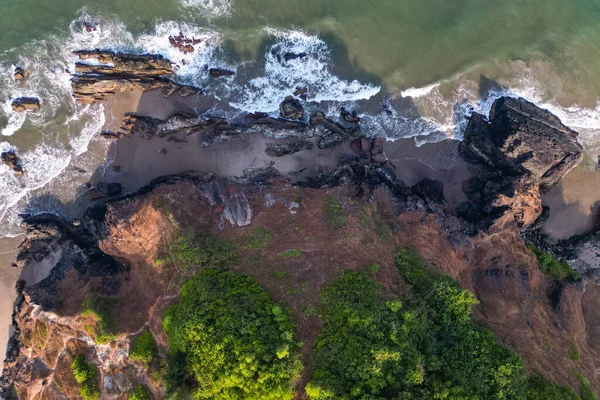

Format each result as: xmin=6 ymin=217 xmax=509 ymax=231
xmin=1 ymin=0 xmax=600 ymax=238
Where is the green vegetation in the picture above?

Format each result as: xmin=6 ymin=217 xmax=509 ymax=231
xmin=160 ymin=233 xmax=239 ymax=270
xmin=528 ymin=245 xmax=582 ymax=282
xmin=323 ymin=196 xmax=346 ymax=229
xmin=282 ymin=249 xmax=302 ymax=259
xmin=306 ymin=249 xmax=595 ymax=400
xmin=128 ymin=385 xmax=151 ymax=400
xmin=242 ymin=227 xmax=271 ymax=250
xmin=81 ymin=297 xmax=118 ymax=344
xmin=71 ymin=355 xmax=100 ymax=400
xmin=163 ymin=269 xmax=303 ymax=399
xmin=368 ymin=263 xmax=380 ymax=274
xmin=130 ymin=329 xmax=156 ymax=367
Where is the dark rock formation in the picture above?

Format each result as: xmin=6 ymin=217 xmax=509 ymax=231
xmin=11 ymin=97 xmax=40 ymax=112
xmin=279 ymin=96 xmax=304 ymax=120
xmin=168 ymin=32 xmax=202 ymax=54
xmin=116 ymin=109 xmax=361 ymax=150
xmin=340 ymin=107 xmax=360 ymax=123
xmin=265 ymin=140 xmax=314 ymax=157
xmin=458 ymin=97 xmax=583 ymax=231
xmin=71 ymin=50 xmax=201 ymax=104
xmin=208 ymin=68 xmax=235 ymax=78
xmin=1 ymin=149 xmax=24 ymax=174
xmin=13 ymin=67 xmax=25 ymax=81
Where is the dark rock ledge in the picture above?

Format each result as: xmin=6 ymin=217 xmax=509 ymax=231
xmin=71 ymin=49 xmax=201 ymax=104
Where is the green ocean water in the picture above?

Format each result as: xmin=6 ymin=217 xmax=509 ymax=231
xmin=2 ymin=0 xmax=600 ymax=95
xmin=1 ymin=0 xmax=600 ymax=238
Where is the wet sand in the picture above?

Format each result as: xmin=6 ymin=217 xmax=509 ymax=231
xmin=0 ymin=236 xmax=23 ymax=371
xmin=542 ymin=164 xmax=600 ymax=240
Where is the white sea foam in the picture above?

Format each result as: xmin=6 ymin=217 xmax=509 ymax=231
xmin=136 ymin=21 xmax=223 ymax=85
xmin=230 ymin=28 xmax=380 ymax=113
xmin=400 ymin=83 xmax=440 ymax=99
xmin=179 ymin=0 xmax=234 ymax=19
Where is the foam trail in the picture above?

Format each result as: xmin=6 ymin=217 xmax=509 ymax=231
xmin=179 ymin=0 xmax=234 ymax=19
xmin=230 ymin=28 xmax=380 ymax=113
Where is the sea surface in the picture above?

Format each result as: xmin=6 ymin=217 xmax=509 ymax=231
xmin=1 ymin=0 xmax=600 ymax=240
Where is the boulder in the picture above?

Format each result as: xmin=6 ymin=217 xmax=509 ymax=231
xmin=1 ymin=149 xmax=24 ymax=174
xmin=13 ymin=67 xmax=25 ymax=80
xmin=168 ymin=32 xmax=202 ymax=54
xmin=293 ymin=86 xmax=308 ymax=100
xmin=458 ymin=97 xmax=583 ymax=231
xmin=341 ymin=107 xmax=360 ymax=123
xmin=279 ymin=96 xmax=304 ymax=120
xmin=265 ymin=140 xmax=314 ymax=157
xmin=208 ymin=68 xmax=235 ymax=78
xmin=361 ymin=138 xmax=372 ymax=153
xmin=11 ymin=97 xmax=40 ymax=112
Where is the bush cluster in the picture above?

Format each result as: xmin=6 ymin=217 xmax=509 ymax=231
xmin=527 ymin=245 xmax=581 ymax=282
xmin=163 ymin=268 xmax=303 ymax=399
xmin=128 ymin=385 xmax=151 ymax=400
xmin=306 ymin=248 xmax=593 ymax=400
xmin=81 ymin=297 xmax=119 ymax=344
xmin=160 ymin=233 xmax=239 ymax=270
xmin=71 ymin=355 xmax=100 ymax=400
xmin=130 ymin=329 xmax=156 ymax=367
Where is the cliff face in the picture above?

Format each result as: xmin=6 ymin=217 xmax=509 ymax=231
xmin=2 ymin=59 xmax=599 ymax=400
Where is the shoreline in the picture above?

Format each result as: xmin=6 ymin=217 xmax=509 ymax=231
xmin=1 ymin=85 xmax=599 ymax=375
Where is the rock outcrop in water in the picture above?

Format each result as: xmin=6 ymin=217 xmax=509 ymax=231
xmin=71 ymin=50 xmax=201 ymax=104
xmin=11 ymin=97 xmax=40 ymax=112
xmin=458 ymin=97 xmax=583 ymax=231
xmin=1 ymin=149 xmax=24 ymax=174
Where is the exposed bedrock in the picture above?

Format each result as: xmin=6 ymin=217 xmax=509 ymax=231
xmin=118 ymin=103 xmax=362 ymax=149
xmin=458 ymin=97 xmax=583 ymax=232
xmin=70 ymin=50 xmax=201 ymax=104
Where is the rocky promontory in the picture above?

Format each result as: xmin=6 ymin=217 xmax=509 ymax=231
xmin=71 ymin=50 xmax=201 ymax=104
xmin=2 ymin=45 xmax=600 ymax=400
xmin=458 ymin=96 xmax=583 ymax=231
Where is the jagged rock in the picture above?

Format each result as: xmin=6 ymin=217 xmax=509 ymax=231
xmin=265 ymin=140 xmax=314 ymax=157
xmin=83 ymin=22 xmax=97 ymax=32
xmin=280 ymin=96 xmax=304 ymax=120
xmin=118 ymin=109 xmax=361 ymax=149
xmin=293 ymin=86 xmax=308 ymax=100
xmin=70 ymin=50 xmax=199 ymax=104
xmin=11 ymin=97 xmax=40 ymax=112
xmin=311 ymin=111 xmax=361 ymax=149
xmin=208 ymin=68 xmax=235 ymax=78
xmin=372 ymin=153 xmax=387 ymax=164
xmin=168 ymin=32 xmax=202 ymax=54
xmin=99 ymin=130 xmax=124 ymax=140
xmin=341 ymin=107 xmax=360 ymax=123
xmin=13 ymin=67 xmax=25 ymax=80
xmin=1 ymin=149 xmax=24 ymax=174
xmin=458 ymin=97 xmax=583 ymax=231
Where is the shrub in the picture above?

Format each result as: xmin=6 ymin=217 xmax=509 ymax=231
xmin=81 ymin=297 xmax=118 ymax=344
xmin=130 ymin=329 xmax=156 ymax=366
xmin=71 ymin=355 xmax=100 ymax=400
xmin=163 ymin=269 xmax=303 ymax=399
xmin=128 ymin=385 xmax=151 ymax=400
xmin=306 ymin=249 xmax=591 ymax=400
xmin=528 ymin=245 xmax=581 ymax=282
xmin=323 ymin=196 xmax=346 ymax=229
xmin=164 ymin=234 xmax=239 ymax=270
xmin=282 ymin=249 xmax=302 ymax=259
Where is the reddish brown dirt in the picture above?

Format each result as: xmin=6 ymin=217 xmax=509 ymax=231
xmin=10 ymin=177 xmax=600 ymax=399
